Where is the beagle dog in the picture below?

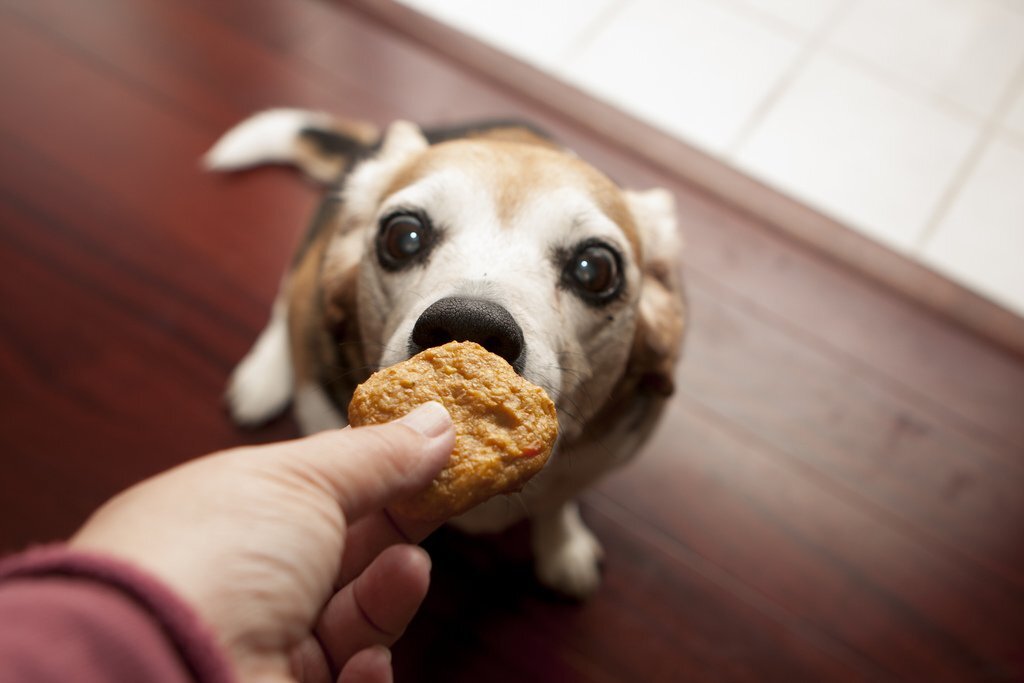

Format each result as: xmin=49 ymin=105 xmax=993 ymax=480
xmin=206 ymin=110 xmax=686 ymax=597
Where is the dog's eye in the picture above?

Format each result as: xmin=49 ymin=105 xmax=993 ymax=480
xmin=564 ymin=242 xmax=622 ymax=303
xmin=377 ymin=213 xmax=432 ymax=269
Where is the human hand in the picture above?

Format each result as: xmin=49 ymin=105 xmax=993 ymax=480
xmin=70 ymin=402 xmax=455 ymax=683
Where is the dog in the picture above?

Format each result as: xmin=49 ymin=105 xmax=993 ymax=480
xmin=205 ymin=109 xmax=686 ymax=598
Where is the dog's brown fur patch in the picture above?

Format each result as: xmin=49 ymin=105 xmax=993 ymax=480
xmin=286 ymin=199 xmax=365 ymax=394
xmin=383 ymin=139 xmax=641 ymax=255
xmin=287 ymin=231 xmax=331 ymax=388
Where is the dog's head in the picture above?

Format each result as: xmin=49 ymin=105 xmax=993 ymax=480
xmin=316 ymin=121 xmax=685 ymax=439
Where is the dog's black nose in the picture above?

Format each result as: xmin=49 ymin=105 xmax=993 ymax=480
xmin=410 ymin=297 xmax=525 ymax=371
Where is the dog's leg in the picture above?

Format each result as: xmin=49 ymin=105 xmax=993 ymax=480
xmin=532 ymin=500 xmax=605 ymax=599
xmin=293 ymin=383 xmax=346 ymax=434
xmin=226 ymin=295 xmax=294 ymax=426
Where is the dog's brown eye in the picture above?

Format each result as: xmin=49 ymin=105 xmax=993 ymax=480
xmin=378 ymin=213 xmax=432 ymax=270
xmin=565 ymin=243 xmax=622 ymax=303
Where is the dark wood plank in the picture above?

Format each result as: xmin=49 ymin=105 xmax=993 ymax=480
xmin=396 ymin=516 xmax=873 ymax=683
xmin=0 ymin=14 xmax=305 ymax=548
xmin=598 ymin=394 xmax=1024 ymax=681
xmin=667 ymin=190 xmax=1024 ymax=456
xmin=679 ymin=280 xmax=1024 ymax=585
xmin=10 ymin=0 xmax=393 ymax=129
xmin=2 ymin=1 xmax=1023 ymax=681
xmin=0 ymin=13 xmax=322 ymax=303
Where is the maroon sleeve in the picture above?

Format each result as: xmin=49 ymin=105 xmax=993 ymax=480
xmin=0 ymin=545 xmax=237 ymax=683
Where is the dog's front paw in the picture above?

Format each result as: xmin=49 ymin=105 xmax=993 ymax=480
xmin=225 ymin=359 xmax=288 ymax=426
xmin=536 ymin=525 xmax=604 ymax=599
xmin=533 ymin=503 xmax=605 ymax=599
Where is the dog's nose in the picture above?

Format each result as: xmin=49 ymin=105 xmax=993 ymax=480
xmin=410 ymin=297 xmax=525 ymax=371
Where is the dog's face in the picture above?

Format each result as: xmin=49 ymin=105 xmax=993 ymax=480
xmin=320 ymin=122 xmax=683 ymax=440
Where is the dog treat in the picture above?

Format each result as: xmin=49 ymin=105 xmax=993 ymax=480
xmin=348 ymin=340 xmax=558 ymax=521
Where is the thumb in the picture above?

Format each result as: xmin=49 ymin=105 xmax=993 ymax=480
xmin=264 ymin=402 xmax=454 ymax=521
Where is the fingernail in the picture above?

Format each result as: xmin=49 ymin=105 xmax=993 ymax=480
xmin=397 ymin=401 xmax=451 ymax=438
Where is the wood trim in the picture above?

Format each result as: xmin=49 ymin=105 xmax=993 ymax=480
xmin=344 ymin=0 xmax=1024 ymax=360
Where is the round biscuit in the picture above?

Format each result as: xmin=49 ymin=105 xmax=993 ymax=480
xmin=348 ymin=340 xmax=558 ymax=521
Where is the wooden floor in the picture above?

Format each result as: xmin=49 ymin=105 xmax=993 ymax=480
xmin=2 ymin=1 xmax=1023 ymax=681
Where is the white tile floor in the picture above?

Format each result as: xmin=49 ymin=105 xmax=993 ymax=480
xmin=399 ymin=0 xmax=1024 ymax=318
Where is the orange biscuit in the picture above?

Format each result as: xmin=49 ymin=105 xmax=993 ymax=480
xmin=348 ymin=340 xmax=558 ymax=521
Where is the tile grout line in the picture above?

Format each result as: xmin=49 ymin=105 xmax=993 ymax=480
xmin=912 ymin=54 xmax=1024 ymax=254
xmin=804 ymin=0 xmax=1024 ymax=130
xmin=819 ymin=46 xmax=984 ymax=128
xmin=724 ymin=0 xmax=829 ymax=40
xmin=554 ymin=0 xmax=633 ymax=66
xmin=724 ymin=0 xmax=858 ymax=160
xmin=726 ymin=0 xmax=1022 ymax=162
xmin=729 ymin=0 xmax=1024 ymax=136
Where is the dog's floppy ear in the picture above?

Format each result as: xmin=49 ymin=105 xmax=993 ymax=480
xmin=320 ymin=120 xmax=428 ymax=322
xmin=377 ymin=119 xmax=430 ymax=159
xmin=625 ymin=188 xmax=686 ymax=396
xmin=338 ymin=120 xmax=429 ymax=220
xmin=319 ymin=121 xmax=429 ymax=365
